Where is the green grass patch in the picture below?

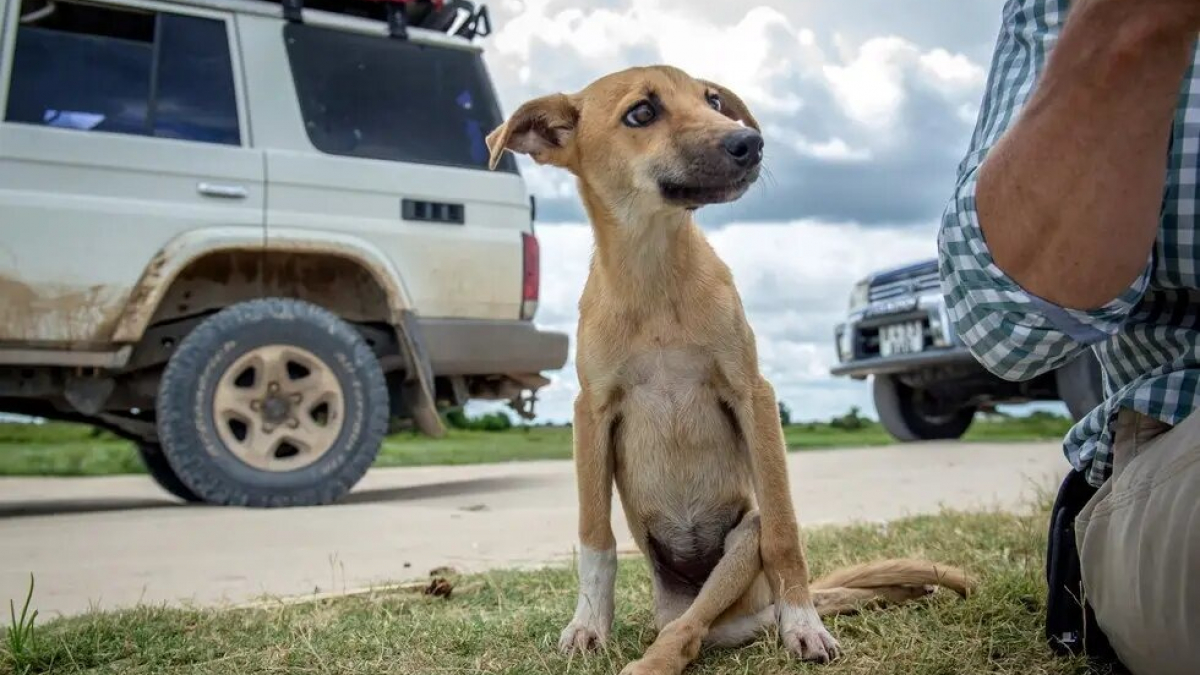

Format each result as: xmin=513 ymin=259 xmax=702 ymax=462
xmin=0 ymin=505 xmax=1100 ymax=675
xmin=0 ymin=413 xmax=1072 ymax=478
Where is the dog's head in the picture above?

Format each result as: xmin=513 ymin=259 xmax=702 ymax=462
xmin=486 ymin=66 xmax=762 ymax=212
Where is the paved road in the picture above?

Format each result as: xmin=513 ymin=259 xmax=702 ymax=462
xmin=0 ymin=441 xmax=1067 ymax=618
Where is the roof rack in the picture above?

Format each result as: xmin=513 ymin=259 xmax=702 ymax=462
xmin=274 ymin=0 xmax=491 ymax=41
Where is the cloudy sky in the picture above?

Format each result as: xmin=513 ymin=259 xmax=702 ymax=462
xmin=476 ymin=0 xmax=1011 ymax=423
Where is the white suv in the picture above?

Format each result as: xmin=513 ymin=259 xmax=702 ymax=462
xmin=0 ymin=0 xmax=567 ymax=506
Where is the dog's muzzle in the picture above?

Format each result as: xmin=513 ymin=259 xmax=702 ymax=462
xmin=658 ymin=128 xmax=764 ymax=207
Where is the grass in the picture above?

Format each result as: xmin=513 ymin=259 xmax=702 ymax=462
xmin=4 ymin=576 xmax=36 ymax=675
xmin=0 ymin=504 xmax=1103 ymax=675
xmin=0 ymin=414 xmax=1073 ymax=477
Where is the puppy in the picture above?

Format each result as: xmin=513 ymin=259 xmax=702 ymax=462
xmin=486 ymin=66 xmax=971 ymax=675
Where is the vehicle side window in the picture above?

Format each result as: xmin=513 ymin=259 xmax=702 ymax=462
xmin=284 ymin=23 xmax=517 ymax=173
xmin=152 ymin=15 xmax=241 ymax=145
xmin=4 ymin=1 xmax=240 ymax=145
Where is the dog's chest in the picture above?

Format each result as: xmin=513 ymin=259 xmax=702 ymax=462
xmin=609 ymin=345 xmax=750 ymax=501
xmin=614 ymin=346 xmax=728 ymax=434
xmin=620 ymin=345 xmax=712 ymax=392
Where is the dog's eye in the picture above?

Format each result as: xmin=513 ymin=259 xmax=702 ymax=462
xmin=706 ymin=92 xmax=722 ymax=112
xmin=623 ymin=102 xmax=657 ymax=128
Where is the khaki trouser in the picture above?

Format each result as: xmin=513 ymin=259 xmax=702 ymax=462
xmin=1075 ymin=409 xmax=1200 ymax=675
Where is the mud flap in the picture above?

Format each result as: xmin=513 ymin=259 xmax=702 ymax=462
xmin=396 ymin=309 xmax=446 ymax=438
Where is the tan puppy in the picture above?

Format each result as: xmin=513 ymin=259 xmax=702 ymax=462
xmin=486 ymin=66 xmax=971 ymax=675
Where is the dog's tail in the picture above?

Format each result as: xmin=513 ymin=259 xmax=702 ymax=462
xmin=812 ymin=558 xmax=975 ymax=597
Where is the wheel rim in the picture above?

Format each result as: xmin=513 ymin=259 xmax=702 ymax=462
xmin=212 ymin=345 xmax=345 ymax=472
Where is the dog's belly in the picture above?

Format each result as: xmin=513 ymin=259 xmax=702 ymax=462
xmin=611 ymin=347 xmax=754 ymax=593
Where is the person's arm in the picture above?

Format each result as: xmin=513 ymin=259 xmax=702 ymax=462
xmin=940 ymin=0 xmax=1193 ymax=381
xmin=977 ymin=0 xmax=1198 ymax=310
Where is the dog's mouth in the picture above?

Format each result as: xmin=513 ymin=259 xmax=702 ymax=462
xmin=658 ymin=170 xmax=758 ymax=207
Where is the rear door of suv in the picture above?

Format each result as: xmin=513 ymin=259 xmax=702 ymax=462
xmin=247 ymin=15 xmax=532 ymax=321
xmin=0 ymin=0 xmax=264 ymax=348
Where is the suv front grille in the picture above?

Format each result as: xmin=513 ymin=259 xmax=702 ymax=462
xmin=868 ymin=269 xmax=941 ymax=303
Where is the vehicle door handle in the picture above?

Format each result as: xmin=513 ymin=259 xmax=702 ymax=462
xmin=197 ymin=182 xmax=248 ymax=199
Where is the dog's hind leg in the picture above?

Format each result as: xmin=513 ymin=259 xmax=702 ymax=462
xmin=705 ymin=605 xmax=775 ymax=648
xmin=620 ymin=512 xmax=763 ymax=675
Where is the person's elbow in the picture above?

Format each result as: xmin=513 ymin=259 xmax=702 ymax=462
xmin=974 ymin=142 xmax=1155 ymax=310
xmin=939 ymin=203 xmax=1072 ymax=384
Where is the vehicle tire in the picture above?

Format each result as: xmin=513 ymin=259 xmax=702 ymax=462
xmin=873 ymin=374 xmax=975 ymax=441
xmin=137 ymin=442 xmax=202 ymax=503
xmin=1056 ymin=351 xmax=1105 ymax=422
xmin=156 ymin=298 xmax=388 ymax=507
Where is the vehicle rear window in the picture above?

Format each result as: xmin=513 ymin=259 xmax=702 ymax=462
xmin=284 ymin=23 xmax=516 ymax=172
xmin=4 ymin=1 xmax=240 ymax=145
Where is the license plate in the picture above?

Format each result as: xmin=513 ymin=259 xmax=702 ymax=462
xmin=879 ymin=321 xmax=925 ymax=357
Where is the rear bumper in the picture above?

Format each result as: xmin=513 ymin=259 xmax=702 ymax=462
xmin=829 ymin=348 xmax=982 ymax=378
xmin=415 ymin=318 xmax=569 ymax=377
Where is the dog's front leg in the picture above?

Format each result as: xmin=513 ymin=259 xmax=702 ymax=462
xmin=559 ymin=393 xmax=617 ymax=654
xmin=740 ymin=379 xmax=841 ymax=663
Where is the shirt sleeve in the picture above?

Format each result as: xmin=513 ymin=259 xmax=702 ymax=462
xmin=938 ymin=0 xmax=1151 ymax=382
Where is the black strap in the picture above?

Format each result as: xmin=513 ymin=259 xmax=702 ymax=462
xmin=386 ymin=3 xmax=409 ymax=39
xmin=1044 ymin=470 xmax=1126 ymax=670
xmin=282 ymin=0 xmax=303 ymax=23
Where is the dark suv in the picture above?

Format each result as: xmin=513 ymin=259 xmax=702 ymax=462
xmin=831 ymin=259 xmax=1103 ymax=441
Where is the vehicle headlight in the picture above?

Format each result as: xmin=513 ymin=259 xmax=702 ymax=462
xmin=848 ymin=280 xmax=870 ymax=312
xmin=836 ymin=326 xmax=854 ymax=362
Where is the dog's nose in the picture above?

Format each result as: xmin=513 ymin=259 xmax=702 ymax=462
xmin=722 ymin=129 xmax=764 ymax=167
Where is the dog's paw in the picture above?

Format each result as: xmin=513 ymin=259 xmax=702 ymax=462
xmin=558 ymin=621 xmax=607 ymax=654
xmin=779 ymin=603 xmax=841 ymax=664
xmin=782 ymin=623 xmax=841 ymax=663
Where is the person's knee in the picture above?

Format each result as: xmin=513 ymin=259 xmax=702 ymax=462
xmin=1079 ymin=434 xmax=1200 ymax=675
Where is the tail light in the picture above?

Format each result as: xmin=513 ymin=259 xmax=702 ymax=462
xmin=521 ymin=231 xmax=540 ymax=320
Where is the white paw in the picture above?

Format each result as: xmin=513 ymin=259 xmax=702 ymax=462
xmin=558 ymin=546 xmax=616 ymax=654
xmin=559 ymin=620 xmax=608 ymax=653
xmin=779 ymin=603 xmax=841 ymax=663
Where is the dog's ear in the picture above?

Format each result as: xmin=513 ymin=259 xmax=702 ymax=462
xmin=699 ymin=80 xmax=760 ymax=132
xmin=486 ymin=93 xmax=580 ymax=170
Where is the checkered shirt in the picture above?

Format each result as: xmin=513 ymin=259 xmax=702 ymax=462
xmin=939 ymin=0 xmax=1200 ymax=487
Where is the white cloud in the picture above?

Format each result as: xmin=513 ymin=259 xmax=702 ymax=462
xmin=490 ymin=0 xmax=987 ymax=123
xmin=766 ymin=125 xmax=873 ymax=162
xmin=521 ymin=162 xmax=577 ymax=201
xmin=919 ymin=48 xmax=989 ymax=93
xmin=821 ymin=37 xmax=983 ymax=133
xmin=491 ymin=0 xmax=806 ymax=114
xmin=822 ymin=36 xmax=914 ymax=130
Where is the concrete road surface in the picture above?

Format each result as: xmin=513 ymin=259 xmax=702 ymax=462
xmin=0 ymin=441 xmax=1067 ymax=619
